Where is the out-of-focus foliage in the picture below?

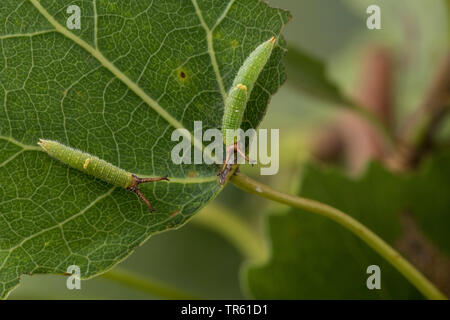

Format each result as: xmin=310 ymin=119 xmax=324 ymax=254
xmin=283 ymin=46 xmax=348 ymax=106
xmin=334 ymin=0 xmax=449 ymax=123
xmin=247 ymin=152 xmax=450 ymax=299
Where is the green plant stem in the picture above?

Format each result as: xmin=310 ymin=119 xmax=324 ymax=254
xmin=193 ymin=203 xmax=268 ymax=262
xmin=230 ymin=172 xmax=447 ymax=300
xmin=398 ymin=53 xmax=450 ymax=166
xmin=101 ymin=268 xmax=199 ymax=300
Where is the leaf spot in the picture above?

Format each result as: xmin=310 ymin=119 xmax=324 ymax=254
xmin=170 ymin=210 xmax=181 ymax=218
xmin=83 ymin=158 xmax=91 ymax=169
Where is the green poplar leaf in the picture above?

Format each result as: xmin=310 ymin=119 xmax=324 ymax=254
xmin=0 ymin=0 xmax=290 ymax=298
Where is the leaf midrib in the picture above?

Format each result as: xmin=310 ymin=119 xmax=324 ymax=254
xmin=28 ymin=0 xmax=219 ymax=163
xmin=191 ymin=0 xmax=228 ymax=102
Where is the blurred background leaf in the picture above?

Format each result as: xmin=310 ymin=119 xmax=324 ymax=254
xmin=283 ymin=46 xmax=347 ymax=106
xmin=406 ymin=152 xmax=450 ymax=255
xmin=334 ymin=0 xmax=449 ymax=124
xmin=246 ymin=151 xmax=450 ymax=299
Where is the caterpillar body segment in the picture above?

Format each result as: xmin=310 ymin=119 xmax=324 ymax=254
xmin=38 ymin=139 xmax=169 ymax=212
xmin=38 ymin=139 xmax=132 ymax=188
xmin=231 ymin=36 xmax=276 ymax=99
xmin=222 ymin=84 xmax=248 ymax=146
xmin=218 ymin=37 xmax=276 ymax=184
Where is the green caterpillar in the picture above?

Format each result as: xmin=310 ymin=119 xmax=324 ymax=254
xmin=219 ymin=37 xmax=276 ymax=183
xmin=38 ymin=139 xmax=168 ymax=212
xmin=222 ymin=83 xmax=248 ymax=146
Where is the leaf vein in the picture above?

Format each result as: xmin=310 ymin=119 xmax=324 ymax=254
xmin=28 ymin=0 xmax=209 ymax=162
xmin=191 ymin=0 xmax=227 ymax=103
xmin=0 ymin=187 xmax=116 ymax=270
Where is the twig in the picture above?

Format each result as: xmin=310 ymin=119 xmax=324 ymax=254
xmin=230 ymin=171 xmax=447 ymax=300
xmin=395 ymin=53 xmax=450 ymax=168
